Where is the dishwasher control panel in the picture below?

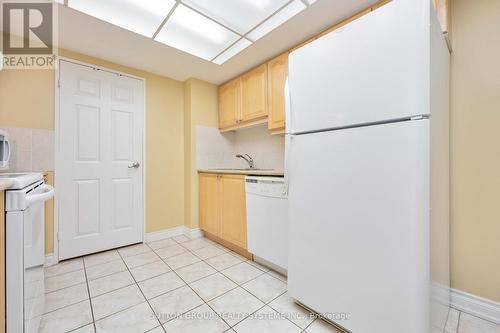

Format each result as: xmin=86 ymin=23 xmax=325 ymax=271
xmin=245 ymin=176 xmax=285 ymax=198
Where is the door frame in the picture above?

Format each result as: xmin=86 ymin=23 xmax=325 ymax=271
xmin=53 ymin=57 xmax=147 ymax=264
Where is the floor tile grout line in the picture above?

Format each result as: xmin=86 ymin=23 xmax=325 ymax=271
xmin=122 ymin=248 xmax=163 ymax=271
xmin=45 ymin=280 xmax=86 ymax=295
xmin=145 ymin=244 xmax=219 ymax=329
xmin=47 ymin=238 xmax=495 ymax=333
xmin=180 ymin=243 xmax=289 ymax=330
xmin=181 ymin=242 xmax=283 ymax=295
xmin=182 ymin=241 xmax=305 ymax=331
xmin=88 ymin=281 xmax=192 ymax=324
xmin=87 ymin=269 xmax=164 ymax=323
xmin=444 ymin=307 xmax=452 ymax=333
xmin=40 ymin=284 xmax=90 ymax=317
xmin=86 ymin=267 xmax=129 ymax=283
xmin=46 ymin=238 xmax=291 ymax=332
xmin=44 ymin=264 xmax=84 ymax=279
xmin=89 ymin=281 xmax=137 ymax=299
xmin=82 ymin=256 xmax=98 ymax=333
xmin=39 ymin=298 xmax=91 ymax=331
xmin=44 ymin=280 xmax=88 ymax=296
xmin=458 ymin=310 xmax=500 ymax=327
xmin=145 ymin=241 xmax=225 ymax=329
xmin=116 ymin=248 xmax=165 ymax=332
xmin=148 ymin=241 xmax=237 ymax=330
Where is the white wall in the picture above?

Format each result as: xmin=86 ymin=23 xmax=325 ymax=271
xmin=196 ymin=125 xmax=285 ymax=171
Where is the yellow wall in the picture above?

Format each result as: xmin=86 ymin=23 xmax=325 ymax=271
xmin=450 ymin=0 xmax=500 ymax=302
xmin=0 ymin=70 xmax=54 ymax=130
xmin=0 ymin=49 xmax=186 ymax=254
xmin=183 ymin=79 xmax=219 ymax=230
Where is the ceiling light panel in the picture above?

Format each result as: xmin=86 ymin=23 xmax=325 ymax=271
xmin=155 ymin=4 xmax=240 ymax=61
xmin=247 ymin=0 xmax=306 ymax=41
xmin=68 ymin=0 xmax=175 ymax=37
xmin=213 ymin=38 xmax=252 ymax=65
xmin=182 ymin=0 xmax=289 ymax=35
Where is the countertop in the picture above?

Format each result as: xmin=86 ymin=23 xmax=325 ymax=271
xmin=198 ymin=169 xmax=284 ymax=176
xmin=0 ymin=179 xmax=13 ymax=191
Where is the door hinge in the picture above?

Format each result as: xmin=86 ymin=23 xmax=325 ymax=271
xmin=57 ymin=79 xmax=61 ymax=88
xmin=57 ymin=232 xmax=60 ymax=241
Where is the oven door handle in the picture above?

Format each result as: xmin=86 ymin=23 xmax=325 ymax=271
xmin=26 ymin=184 xmax=55 ymax=207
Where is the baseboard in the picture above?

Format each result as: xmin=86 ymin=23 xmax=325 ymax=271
xmin=145 ymin=226 xmax=186 ymax=242
xmin=431 ymin=282 xmax=451 ymax=305
xmin=451 ymin=288 xmax=500 ymax=324
xmin=45 ymin=253 xmax=57 ymax=267
xmin=145 ymin=226 xmax=204 ymax=242
xmin=184 ymin=227 xmax=204 ymax=239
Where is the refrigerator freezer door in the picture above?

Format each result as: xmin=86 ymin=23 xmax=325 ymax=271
xmin=288 ymin=0 xmax=430 ymax=134
xmin=288 ymin=120 xmax=430 ymax=333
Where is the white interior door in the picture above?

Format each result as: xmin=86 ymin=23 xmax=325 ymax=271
xmin=58 ymin=60 xmax=144 ymax=260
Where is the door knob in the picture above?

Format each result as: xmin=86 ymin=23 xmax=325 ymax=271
xmin=128 ymin=162 xmax=140 ymax=169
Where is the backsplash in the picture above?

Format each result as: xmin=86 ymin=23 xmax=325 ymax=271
xmin=196 ymin=125 xmax=285 ymax=171
xmin=0 ymin=127 xmax=54 ymax=172
xmin=2 ymin=125 xmax=283 ymax=173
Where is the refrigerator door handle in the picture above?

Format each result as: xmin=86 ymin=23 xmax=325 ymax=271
xmin=283 ymin=134 xmax=292 ymax=196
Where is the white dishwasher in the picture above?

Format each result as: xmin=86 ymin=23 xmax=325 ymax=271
xmin=245 ymin=176 xmax=288 ymax=272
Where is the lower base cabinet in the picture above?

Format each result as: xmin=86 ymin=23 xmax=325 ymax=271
xmin=199 ymin=173 xmax=247 ymax=251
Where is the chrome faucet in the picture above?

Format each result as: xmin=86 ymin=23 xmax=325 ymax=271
xmin=236 ymin=154 xmax=255 ymax=169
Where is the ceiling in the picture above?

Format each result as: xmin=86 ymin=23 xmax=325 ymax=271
xmin=57 ymin=0 xmax=378 ymax=84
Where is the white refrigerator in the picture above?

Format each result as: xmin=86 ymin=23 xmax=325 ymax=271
xmin=285 ymin=1 xmax=450 ymax=333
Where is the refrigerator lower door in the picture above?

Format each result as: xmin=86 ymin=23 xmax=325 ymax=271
xmin=288 ymin=120 xmax=430 ymax=333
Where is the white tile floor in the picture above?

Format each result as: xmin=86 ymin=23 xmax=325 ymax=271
xmin=40 ymin=237 xmax=500 ymax=333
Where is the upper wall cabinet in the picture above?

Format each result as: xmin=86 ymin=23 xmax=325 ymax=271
xmin=240 ymin=64 xmax=268 ymax=123
xmin=217 ymin=58 xmax=283 ymax=134
xmin=218 ymin=78 xmax=241 ymax=130
xmin=267 ymin=53 xmax=288 ymax=134
xmin=218 ymin=64 xmax=269 ymax=132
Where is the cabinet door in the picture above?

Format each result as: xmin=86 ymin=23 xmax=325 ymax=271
xmin=267 ymin=53 xmax=288 ymax=132
xmin=199 ymin=173 xmax=220 ymax=236
xmin=220 ymin=175 xmax=247 ymax=249
xmin=240 ymin=64 xmax=268 ymax=123
xmin=218 ymin=78 xmax=241 ymax=129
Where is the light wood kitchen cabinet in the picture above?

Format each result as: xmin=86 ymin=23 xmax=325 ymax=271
xmin=199 ymin=173 xmax=220 ymax=236
xmin=219 ymin=175 xmax=247 ymax=249
xmin=240 ymin=64 xmax=268 ymax=123
xmin=267 ymin=53 xmax=288 ymax=134
xmin=199 ymin=173 xmax=247 ymax=251
xmin=218 ymin=78 xmax=241 ymax=130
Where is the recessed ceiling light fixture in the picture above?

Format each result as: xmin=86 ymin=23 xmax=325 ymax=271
xmin=65 ymin=0 xmax=316 ymax=64
xmin=68 ymin=0 xmax=176 ymax=38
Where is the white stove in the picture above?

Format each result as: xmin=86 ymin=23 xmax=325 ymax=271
xmin=0 ymin=173 xmax=44 ymax=190
xmin=2 ymin=172 xmax=55 ymax=333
